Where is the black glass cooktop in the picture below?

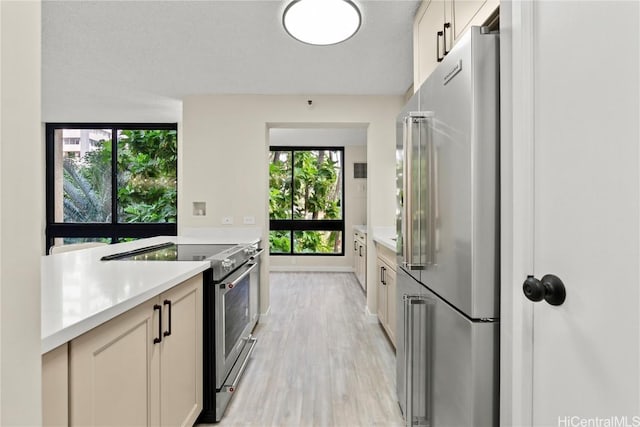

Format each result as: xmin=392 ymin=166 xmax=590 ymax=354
xmin=101 ymin=242 xmax=236 ymax=262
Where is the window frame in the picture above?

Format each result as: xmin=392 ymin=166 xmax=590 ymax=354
xmin=45 ymin=123 xmax=178 ymax=251
xmin=269 ymin=146 xmax=345 ymax=256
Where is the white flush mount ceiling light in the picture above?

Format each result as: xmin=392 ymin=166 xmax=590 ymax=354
xmin=283 ymin=0 xmax=362 ymax=46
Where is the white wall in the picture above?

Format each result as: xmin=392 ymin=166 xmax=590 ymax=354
xmin=181 ymin=95 xmax=403 ymax=314
xmin=0 ymin=1 xmax=43 ymax=425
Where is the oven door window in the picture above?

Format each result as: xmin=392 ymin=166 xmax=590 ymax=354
xmin=224 ymin=275 xmax=250 ymax=359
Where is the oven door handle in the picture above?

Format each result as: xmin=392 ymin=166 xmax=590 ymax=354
xmin=228 ymin=335 xmax=257 ymax=390
xmin=221 ymin=262 xmax=258 ymax=293
xmin=249 ymin=248 xmax=264 ymax=261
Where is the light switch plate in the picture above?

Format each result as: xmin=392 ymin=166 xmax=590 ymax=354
xmin=222 ymin=216 xmax=233 ymax=225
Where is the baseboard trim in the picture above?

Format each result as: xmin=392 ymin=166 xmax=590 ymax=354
xmin=364 ymin=306 xmax=380 ymax=323
xmin=258 ymin=306 xmax=272 ymax=322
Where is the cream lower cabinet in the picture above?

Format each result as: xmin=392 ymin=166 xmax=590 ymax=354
xmin=43 ymin=344 xmax=69 ymax=427
xmin=353 ymin=230 xmax=367 ymax=291
xmin=69 ymin=273 xmax=203 ymax=427
xmin=158 ymin=276 xmax=203 ymax=426
xmin=375 ymin=244 xmax=397 ymax=347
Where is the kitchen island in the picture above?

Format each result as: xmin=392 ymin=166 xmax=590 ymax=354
xmin=42 ymin=236 xmax=212 ymax=353
xmin=41 ymin=234 xmax=260 ymax=426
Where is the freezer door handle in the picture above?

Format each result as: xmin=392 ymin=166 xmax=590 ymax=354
xmin=403 ymin=294 xmax=432 ymax=427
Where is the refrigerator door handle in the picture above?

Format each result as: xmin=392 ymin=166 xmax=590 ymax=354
xmin=403 ymin=112 xmax=434 ymax=271
xmin=403 ymin=294 xmax=431 ymax=427
xmin=402 ymin=116 xmax=413 ymax=269
xmin=403 ymin=295 xmax=414 ymax=427
xmin=425 ymin=120 xmax=438 ymax=267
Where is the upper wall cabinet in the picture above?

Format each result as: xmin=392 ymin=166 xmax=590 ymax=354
xmin=413 ymin=0 xmax=499 ymax=90
xmin=414 ymin=0 xmax=446 ymax=94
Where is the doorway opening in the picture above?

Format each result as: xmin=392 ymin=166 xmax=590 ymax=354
xmin=267 ymin=126 xmax=367 ymax=271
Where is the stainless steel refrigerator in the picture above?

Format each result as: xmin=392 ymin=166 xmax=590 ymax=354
xmin=396 ymin=26 xmax=499 ymax=427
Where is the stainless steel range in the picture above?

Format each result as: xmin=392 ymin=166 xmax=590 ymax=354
xmin=102 ymin=241 xmax=264 ymax=422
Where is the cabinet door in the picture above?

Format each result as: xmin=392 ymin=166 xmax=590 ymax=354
xmin=358 ymin=241 xmax=367 ymax=290
xmin=70 ymin=298 xmax=160 ymax=427
xmin=354 ymin=241 xmax=360 ymax=282
xmin=451 ymin=0 xmax=499 ymax=44
xmin=355 ymin=243 xmax=360 ymax=284
xmin=353 ymin=232 xmax=359 ymax=273
xmin=160 ymin=274 xmax=203 ymax=427
xmin=385 ymin=266 xmax=397 ymax=347
xmin=414 ymin=0 xmax=446 ymax=90
xmin=354 ymin=235 xmax=366 ymax=291
xmin=376 ymin=258 xmax=387 ymax=323
xmin=42 ymin=344 xmax=68 ymax=427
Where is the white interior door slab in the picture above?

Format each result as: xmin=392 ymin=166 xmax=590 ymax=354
xmin=529 ymin=1 xmax=639 ymax=424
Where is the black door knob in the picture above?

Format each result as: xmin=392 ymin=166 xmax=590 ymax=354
xmin=523 ymin=274 xmax=566 ymax=306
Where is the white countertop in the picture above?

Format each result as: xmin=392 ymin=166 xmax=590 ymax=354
xmin=372 ymin=226 xmax=397 ymax=252
xmin=353 ymin=224 xmax=367 ymax=234
xmin=41 ymin=234 xmax=259 ymax=354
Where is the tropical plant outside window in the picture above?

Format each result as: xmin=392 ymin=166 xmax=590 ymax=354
xmin=269 ymin=147 xmax=344 ymax=255
xmin=45 ymin=124 xmax=177 ymax=250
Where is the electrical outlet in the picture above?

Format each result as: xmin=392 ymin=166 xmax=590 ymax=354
xmin=243 ymin=216 xmax=255 ymax=225
xmin=222 ymin=216 xmax=233 ymax=225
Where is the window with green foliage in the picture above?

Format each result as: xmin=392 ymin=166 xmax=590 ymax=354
xmin=269 ymin=147 xmax=344 ymax=255
xmin=45 ymin=124 xmax=177 ymax=251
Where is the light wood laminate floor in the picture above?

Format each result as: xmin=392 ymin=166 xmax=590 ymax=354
xmin=200 ymin=272 xmax=404 ymax=427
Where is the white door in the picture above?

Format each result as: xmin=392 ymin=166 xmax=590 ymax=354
xmin=505 ymin=1 xmax=640 ymax=425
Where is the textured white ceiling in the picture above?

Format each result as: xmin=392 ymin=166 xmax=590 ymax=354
xmin=42 ymin=0 xmax=420 ymax=122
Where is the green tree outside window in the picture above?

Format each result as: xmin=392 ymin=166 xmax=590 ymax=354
xmin=269 ymin=148 xmax=343 ymax=255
